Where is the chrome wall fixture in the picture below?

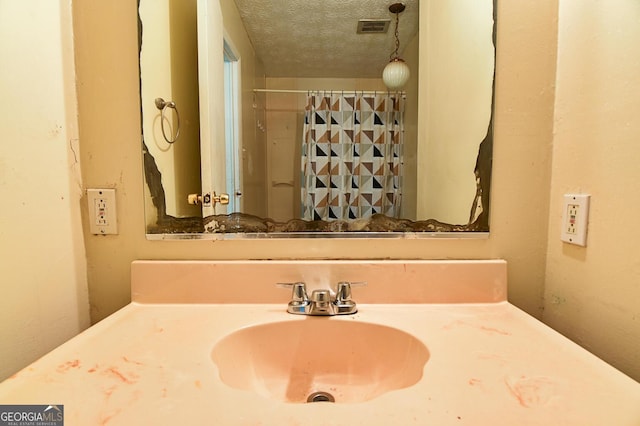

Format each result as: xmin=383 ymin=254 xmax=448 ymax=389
xmin=154 ymin=97 xmax=180 ymax=144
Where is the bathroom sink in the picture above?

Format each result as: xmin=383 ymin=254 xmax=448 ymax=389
xmin=211 ymin=319 xmax=430 ymax=403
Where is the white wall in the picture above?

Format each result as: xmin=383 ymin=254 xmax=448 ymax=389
xmin=544 ymin=0 xmax=640 ymax=381
xmin=0 ymin=0 xmax=90 ymax=380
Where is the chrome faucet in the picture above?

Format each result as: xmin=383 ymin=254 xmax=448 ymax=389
xmin=277 ymin=281 xmax=365 ymax=315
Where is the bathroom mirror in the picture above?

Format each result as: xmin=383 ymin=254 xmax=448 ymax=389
xmin=139 ymin=0 xmax=496 ymax=238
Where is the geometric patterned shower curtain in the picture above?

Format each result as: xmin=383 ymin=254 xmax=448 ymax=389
xmin=301 ymin=91 xmax=405 ymax=221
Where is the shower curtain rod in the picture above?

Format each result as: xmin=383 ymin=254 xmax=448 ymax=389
xmin=252 ymin=89 xmax=406 ymax=95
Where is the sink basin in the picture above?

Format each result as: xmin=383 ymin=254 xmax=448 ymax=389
xmin=211 ymin=319 xmax=430 ymax=403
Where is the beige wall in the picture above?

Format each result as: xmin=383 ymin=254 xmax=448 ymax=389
xmin=0 ymin=1 xmax=90 ymax=380
xmin=418 ymin=0 xmax=495 ymax=224
xmin=73 ymin=0 xmax=556 ymax=330
xmin=543 ymin=0 xmax=640 ymax=380
xmin=139 ymin=0 xmax=201 ymax=219
xmin=401 ymin=33 xmax=420 ymax=220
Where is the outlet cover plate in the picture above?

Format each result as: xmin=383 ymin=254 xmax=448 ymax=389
xmin=87 ymin=188 xmax=118 ymax=235
xmin=561 ymin=194 xmax=590 ymax=246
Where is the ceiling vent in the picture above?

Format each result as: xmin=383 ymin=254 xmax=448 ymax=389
xmin=357 ymin=19 xmax=391 ymax=34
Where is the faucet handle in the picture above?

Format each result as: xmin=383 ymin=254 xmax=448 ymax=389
xmin=277 ymin=282 xmax=311 ymax=315
xmin=335 ymin=281 xmax=366 ymax=303
xmin=276 ymin=282 xmax=309 ymax=303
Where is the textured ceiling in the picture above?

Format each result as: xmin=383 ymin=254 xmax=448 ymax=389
xmin=231 ymin=0 xmax=419 ymax=78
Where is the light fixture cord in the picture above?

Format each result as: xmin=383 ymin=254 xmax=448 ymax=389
xmin=390 ymin=11 xmax=400 ymax=61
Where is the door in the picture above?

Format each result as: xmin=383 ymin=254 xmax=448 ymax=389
xmin=196 ymin=0 xmax=228 ymax=218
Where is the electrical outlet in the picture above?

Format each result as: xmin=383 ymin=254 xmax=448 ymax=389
xmin=566 ymin=204 xmax=579 ymax=234
xmin=87 ymin=189 xmax=118 ymax=235
xmin=561 ymin=194 xmax=589 ymax=246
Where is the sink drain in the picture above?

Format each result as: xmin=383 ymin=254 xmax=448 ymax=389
xmin=307 ymin=391 xmax=335 ymax=403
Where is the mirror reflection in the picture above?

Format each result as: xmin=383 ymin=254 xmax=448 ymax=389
xmin=139 ymin=0 xmax=495 ymax=236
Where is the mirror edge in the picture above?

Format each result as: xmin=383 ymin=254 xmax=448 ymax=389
xmin=138 ymin=0 xmax=496 ymax=238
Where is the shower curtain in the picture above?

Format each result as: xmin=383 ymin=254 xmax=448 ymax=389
xmin=301 ymin=91 xmax=404 ymax=221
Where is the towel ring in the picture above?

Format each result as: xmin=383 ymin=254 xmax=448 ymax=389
xmin=154 ymin=97 xmax=180 ymax=144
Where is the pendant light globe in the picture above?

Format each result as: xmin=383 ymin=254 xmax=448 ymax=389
xmin=383 ymin=58 xmax=410 ymax=90
xmin=383 ymin=3 xmax=409 ymax=90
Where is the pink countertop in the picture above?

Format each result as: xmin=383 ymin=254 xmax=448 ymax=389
xmin=1 ymin=260 xmax=639 ymax=425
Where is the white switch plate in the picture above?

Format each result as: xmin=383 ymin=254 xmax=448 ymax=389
xmin=87 ymin=189 xmax=118 ymax=235
xmin=561 ymin=194 xmax=590 ymax=246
